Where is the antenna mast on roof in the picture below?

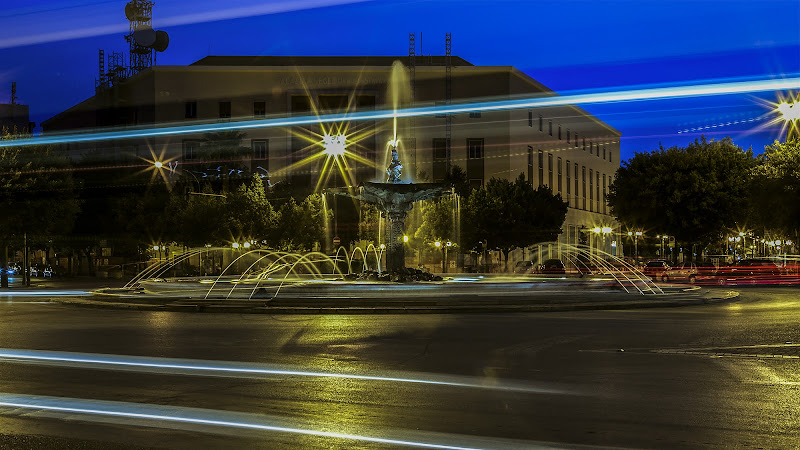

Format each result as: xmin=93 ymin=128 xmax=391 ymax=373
xmin=10 ymin=82 xmax=17 ymax=105
xmin=409 ymin=33 xmax=417 ymax=171
xmin=445 ymin=32 xmax=452 ymax=174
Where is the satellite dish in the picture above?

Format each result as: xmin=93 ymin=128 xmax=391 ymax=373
xmin=133 ymin=25 xmax=156 ymax=47
xmin=125 ymin=2 xmax=137 ymax=20
xmin=153 ymin=30 xmax=169 ymax=52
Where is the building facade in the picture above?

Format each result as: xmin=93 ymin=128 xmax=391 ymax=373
xmin=43 ymin=55 xmax=622 ymax=260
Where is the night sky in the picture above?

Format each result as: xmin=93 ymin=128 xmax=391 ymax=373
xmin=2 ymin=0 xmax=798 ymax=161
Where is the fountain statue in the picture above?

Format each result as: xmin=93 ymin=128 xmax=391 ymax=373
xmin=386 ymin=147 xmax=403 ymax=183
xmin=330 ymin=142 xmax=447 ymax=273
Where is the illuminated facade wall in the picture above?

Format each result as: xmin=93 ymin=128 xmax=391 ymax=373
xmin=43 ymin=56 xmax=621 ymax=254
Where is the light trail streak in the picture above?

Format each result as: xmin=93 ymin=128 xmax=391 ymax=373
xmin=0 ymin=349 xmax=573 ymax=395
xmin=5 ymin=77 xmax=800 ymax=149
xmin=0 ymin=290 xmax=89 ymax=297
xmin=0 ymin=0 xmax=375 ymax=50
xmin=0 ymin=394 xmax=498 ymax=450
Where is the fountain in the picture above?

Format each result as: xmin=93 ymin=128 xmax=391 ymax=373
xmin=330 ymin=144 xmax=447 ymax=274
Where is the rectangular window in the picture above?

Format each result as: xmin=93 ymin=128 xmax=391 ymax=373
xmin=589 ymin=169 xmax=594 ymax=212
xmin=538 ymin=150 xmax=544 ymax=187
xmin=610 ymin=150 xmax=613 ymax=163
xmin=596 ymin=172 xmax=601 ymax=211
xmin=574 ymin=163 xmax=579 ymax=208
xmin=566 ymin=159 xmax=571 ymax=206
xmin=291 ymin=95 xmax=311 ymax=114
xmin=219 ymin=101 xmax=231 ymax=119
xmin=602 ymin=174 xmax=607 ymax=215
xmin=583 ymin=138 xmax=586 ymax=150
xmin=253 ymin=101 xmax=266 ymax=118
xmin=527 ymin=146 xmax=534 ymax=184
xmin=548 ymin=153 xmax=553 ymax=188
xmin=557 ymin=157 xmax=562 ymax=194
xmin=528 ymin=110 xmax=533 ymax=127
xmin=589 ymin=141 xmax=593 ymax=154
xmin=467 ymin=138 xmax=484 ymax=159
xmin=469 ymin=111 xmax=481 ymax=118
xmin=603 ymin=146 xmax=607 ymax=160
xmin=582 ymin=166 xmax=586 ymax=210
xmin=252 ymin=139 xmax=268 ymax=160
xmin=558 ymin=125 xmax=562 ymax=140
xmin=548 ymin=120 xmax=553 ymax=136
xmin=185 ymin=101 xmax=197 ymax=119
xmin=567 ymin=130 xmax=570 ymax=143
xmin=539 ymin=114 xmax=543 ymax=132
xmin=182 ymin=140 xmax=200 ymax=161
xmin=432 ymin=138 xmax=448 ymax=160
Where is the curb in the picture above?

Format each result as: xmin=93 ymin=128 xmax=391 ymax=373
xmin=49 ymin=289 xmax=739 ymax=314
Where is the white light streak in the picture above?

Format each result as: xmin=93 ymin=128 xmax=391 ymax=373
xmin=4 ymin=77 xmax=800 ymax=149
xmin=0 ymin=349 xmax=571 ymax=395
xmin=0 ymin=393 xmax=488 ymax=450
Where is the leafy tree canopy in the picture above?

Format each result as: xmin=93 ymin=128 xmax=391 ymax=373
xmin=462 ymin=174 xmax=568 ymax=264
xmin=608 ymin=136 xmax=754 ymax=247
xmin=750 ymin=139 xmax=800 ymax=236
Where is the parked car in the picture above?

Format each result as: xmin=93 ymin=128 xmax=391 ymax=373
xmin=714 ymin=259 xmax=783 ymax=285
xmin=642 ymin=260 xmax=670 ymax=278
xmin=513 ymin=261 xmax=534 ymax=274
xmin=536 ymin=259 xmax=566 ymax=274
xmin=661 ymin=261 xmax=716 ymax=283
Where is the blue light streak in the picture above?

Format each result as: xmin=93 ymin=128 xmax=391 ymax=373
xmin=4 ymin=77 xmax=800 ymax=149
xmin=0 ymin=290 xmax=89 ymax=297
xmin=0 ymin=394 xmax=488 ymax=450
xmin=0 ymin=349 xmax=569 ymax=395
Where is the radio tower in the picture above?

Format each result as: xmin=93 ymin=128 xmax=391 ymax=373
xmin=126 ymin=0 xmax=154 ymax=76
xmin=445 ymin=33 xmax=452 ymax=174
xmin=409 ymin=33 xmax=417 ymax=172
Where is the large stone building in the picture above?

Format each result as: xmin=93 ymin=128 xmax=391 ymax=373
xmin=43 ymin=55 xmax=622 ymax=260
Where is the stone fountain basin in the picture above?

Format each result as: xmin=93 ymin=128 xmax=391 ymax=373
xmin=133 ymin=275 xmax=637 ymax=299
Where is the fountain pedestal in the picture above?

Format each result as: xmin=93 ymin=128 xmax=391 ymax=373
xmin=330 ymin=147 xmax=447 ymax=273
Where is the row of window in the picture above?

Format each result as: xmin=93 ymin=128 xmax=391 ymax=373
xmin=526 ymin=111 xmax=613 ymax=163
xmin=183 ymin=139 xmax=270 ymax=163
xmin=526 ymin=147 xmax=610 ymax=214
xmin=184 ymin=95 xmax=380 ymax=120
xmin=431 ymin=138 xmax=485 ymax=160
xmin=184 ymin=101 xmax=266 ymax=119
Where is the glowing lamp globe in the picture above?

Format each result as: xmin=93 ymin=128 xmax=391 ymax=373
xmin=154 ymin=161 xmax=163 ymax=168
xmin=778 ymin=102 xmax=800 ymax=121
xmin=322 ymin=134 xmax=347 ymax=157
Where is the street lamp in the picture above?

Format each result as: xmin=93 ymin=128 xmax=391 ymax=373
xmin=778 ymin=99 xmax=799 ymax=140
xmin=628 ymin=231 xmax=643 ymax=260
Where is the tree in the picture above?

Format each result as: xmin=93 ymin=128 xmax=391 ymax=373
xmin=415 ymin=199 xmax=454 ymax=244
xmin=0 ymin=136 xmax=80 ymax=286
xmin=750 ymin=140 xmax=800 ymax=238
xmin=462 ymin=174 xmax=568 ymax=270
xmin=224 ymin=175 xmax=277 ymax=242
xmin=608 ymin=137 xmax=754 ymax=261
xmin=272 ymin=194 xmax=331 ymax=252
xmin=444 ymin=165 xmax=472 ymax=198
xmin=200 ymin=131 xmax=250 ymax=164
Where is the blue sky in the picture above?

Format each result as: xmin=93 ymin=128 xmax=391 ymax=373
xmin=1 ymin=0 xmax=798 ymax=160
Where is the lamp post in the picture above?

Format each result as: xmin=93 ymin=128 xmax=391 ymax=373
xmin=434 ymin=241 xmax=442 ymax=273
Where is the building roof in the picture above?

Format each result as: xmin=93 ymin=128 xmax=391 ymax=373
xmin=191 ymin=55 xmax=474 ymax=67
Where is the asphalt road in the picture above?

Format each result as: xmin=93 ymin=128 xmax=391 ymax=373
xmin=0 ymin=287 xmax=798 ymax=449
